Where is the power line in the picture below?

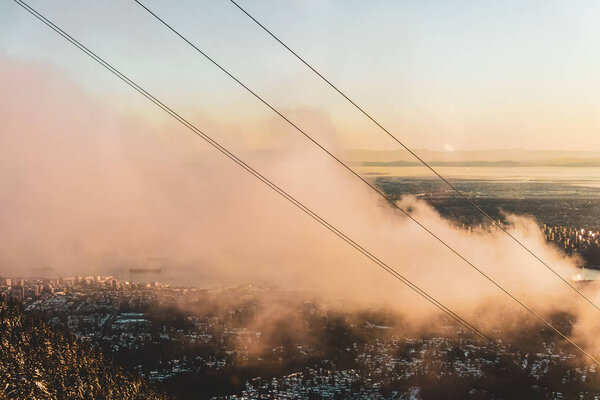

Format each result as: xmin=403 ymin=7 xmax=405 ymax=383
xmin=227 ymin=0 xmax=600 ymax=313
xmin=13 ymin=0 xmax=498 ymax=350
xmin=132 ymin=0 xmax=600 ymax=365
xmin=15 ymin=0 xmax=600 ymax=368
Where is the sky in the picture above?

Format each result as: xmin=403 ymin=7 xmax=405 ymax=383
xmin=1 ymin=0 xmax=599 ymax=151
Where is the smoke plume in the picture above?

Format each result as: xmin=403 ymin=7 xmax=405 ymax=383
xmin=2 ymin=55 xmax=600 ymax=361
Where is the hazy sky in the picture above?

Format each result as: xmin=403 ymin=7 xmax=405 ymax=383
xmin=5 ymin=2 xmax=600 ymax=344
xmin=1 ymin=0 xmax=599 ymax=151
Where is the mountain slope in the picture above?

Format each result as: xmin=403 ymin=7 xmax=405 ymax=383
xmin=0 ymin=299 xmax=168 ymax=400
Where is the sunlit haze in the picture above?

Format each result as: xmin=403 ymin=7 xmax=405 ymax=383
xmin=3 ymin=2 xmax=600 ymax=399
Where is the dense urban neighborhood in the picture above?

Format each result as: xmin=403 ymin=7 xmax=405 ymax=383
xmin=2 ymin=253 xmax=600 ymax=399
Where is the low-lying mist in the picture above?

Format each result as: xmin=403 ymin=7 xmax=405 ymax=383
xmin=3 ymin=54 xmax=600 ymax=361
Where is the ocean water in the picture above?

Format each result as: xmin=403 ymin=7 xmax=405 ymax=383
xmin=359 ymin=165 xmax=600 ymax=281
xmin=357 ymin=165 xmax=600 ymax=186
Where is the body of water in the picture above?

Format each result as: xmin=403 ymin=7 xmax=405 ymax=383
xmin=358 ymin=165 xmax=600 ymax=186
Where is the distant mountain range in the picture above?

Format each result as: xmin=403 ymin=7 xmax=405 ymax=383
xmin=358 ymin=159 xmax=600 ymax=167
xmin=341 ymin=149 xmax=600 ymax=167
